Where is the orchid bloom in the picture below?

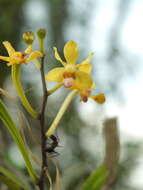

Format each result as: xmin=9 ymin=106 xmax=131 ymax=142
xmin=45 ymin=40 xmax=105 ymax=104
xmin=45 ymin=41 xmax=94 ymax=88
xmin=0 ymin=41 xmax=43 ymax=66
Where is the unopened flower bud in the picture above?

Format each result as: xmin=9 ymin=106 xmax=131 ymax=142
xmin=37 ymin=29 xmax=47 ymax=39
xmin=23 ymin=32 xmax=35 ymax=45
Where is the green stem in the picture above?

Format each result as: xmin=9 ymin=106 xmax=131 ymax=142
xmin=46 ymin=90 xmax=77 ymax=137
xmin=38 ymin=39 xmax=44 ymax=54
xmin=48 ymin=83 xmax=63 ymax=95
xmin=11 ymin=64 xmax=37 ymax=118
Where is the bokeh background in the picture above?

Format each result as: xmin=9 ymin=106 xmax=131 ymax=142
xmin=0 ymin=0 xmax=143 ymax=189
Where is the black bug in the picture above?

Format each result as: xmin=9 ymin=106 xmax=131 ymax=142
xmin=45 ymin=135 xmax=59 ymax=155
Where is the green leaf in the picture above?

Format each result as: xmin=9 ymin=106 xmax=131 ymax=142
xmin=0 ymin=175 xmax=20 ymax=190
xmin=82 ymin=165 xmax=108 ymax=190
xmin=0 ymin=99 xmax=37 ymax=181
xmin=0 ymin=166 xmax=31 ymax=190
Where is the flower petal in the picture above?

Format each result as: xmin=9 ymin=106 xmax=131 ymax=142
xmin=26 ymin=51 xmax=43 ymax=63
xmin=74 ymin=70 xmax=93 ymax=90
xmin=0 ymin=56 xmax=10 ymax=62
xmin=3 ymin=41 xmax=16 ymax=56
xmin=76 ymin=63 xmax=92 ymax=74
xmin=45 ymin=68 xmax=64 ymax=82
xmin=7 ymin=62 xmax=13 ymax=66
xmin=81 ymin=53 xmax=94 ymax=65
xmin=64 ymin=41 xmax=79 ymax=64
xmin=53 ymin=47 xmax=66 ymax=66
xmin=77 ymin=53 xmax=94 ymax=73
xmin=91 ymin=81 xmax=96 ymax=89
xmin=24 ymin=45 xmax=32 ymax=54
xmin=90 ymin=93 xmax=105 ymax=104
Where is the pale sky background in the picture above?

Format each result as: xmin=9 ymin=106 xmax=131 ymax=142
xmin=23 ymin=0 xmax=143 ymax=188
xmin=79 ymin=0 xmax=143 ymax=188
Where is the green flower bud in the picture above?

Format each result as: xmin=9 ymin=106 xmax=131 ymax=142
xmin=23 ymin=32 xmax=35 ymax=45
xmin=37 ymin=29 xmax=47 ymax=39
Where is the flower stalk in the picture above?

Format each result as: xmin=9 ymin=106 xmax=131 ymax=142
xmin=37 ymin=29 xmax=46 ymax=54
xmin=11 ymin=64 xmax=37 ymax=118
xmin=46 ymin=90 xmax=77 ymax=137
xmin=37 ymin=56 xmax=48 ymax=190
xmin=37 ymin=29 xmax=48 ymax=190
xmin=48 ymin=82 xmax=63 ymax=95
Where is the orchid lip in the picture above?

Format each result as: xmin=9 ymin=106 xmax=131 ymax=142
xmin=63 ymin=78 xmax=74 ymax=88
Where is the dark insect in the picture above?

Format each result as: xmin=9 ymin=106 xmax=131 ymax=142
xmin=45 ymin=134 xmax=59 ymax=156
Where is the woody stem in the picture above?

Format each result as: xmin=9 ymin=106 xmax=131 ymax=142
xmin=37 ymin=55 xmax=48 ymax=190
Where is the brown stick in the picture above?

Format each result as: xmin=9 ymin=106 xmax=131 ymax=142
xmin=37 ymin=56 xmax=48 ymax=190
xmin=102 ymin=118 xmax=120 ymax=190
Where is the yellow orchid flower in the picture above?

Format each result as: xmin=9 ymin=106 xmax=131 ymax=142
xmin=0 ymin=41 xmax=42 ymax=118
xmin=0 ymin=41 xmax=43 ymax=66
xmin=45 ymin=40 xmax=94 ymax=90
xmin=46 ymin=40 xmax=105 ymax=104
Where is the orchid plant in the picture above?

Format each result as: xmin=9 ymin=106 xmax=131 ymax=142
xmin=0 ymin=29 xmax=107 ymax=190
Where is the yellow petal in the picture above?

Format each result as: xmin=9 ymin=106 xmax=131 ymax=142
xmin=91 ymin=81 xmax=96 ymax=89
xmin=26 ymin=51 xmax=43 ymax=62
xmin=0 ymin=56 xmax=10 ymax=62
xmin=90 ymin=93 xmax=105 ymax=104
xmin=45 ymin=68 xmax=64 ymax=82
xmin=53 ymin=47 xmax=66 ymax=66
xmin=7 ymin=62 xmax=13 ymax=66
xmin=78 ymin=52 xmax=94 ymax=73
xmin=64 ymin=41 xmax=79 ymax=64
xmin=24 ymin=45 xmax=32 ymax=54
xmin=81 ymin=53 xmax=94 ymax=65
xmin=74 ymin=70 xmax=93 ymax=90
xmin=76 ymin=63 xmax=92 ymax=74
xmin=3 ymin=41 xmax=16 ymax=56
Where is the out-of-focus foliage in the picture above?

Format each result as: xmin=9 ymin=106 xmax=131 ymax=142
xmin=0 ymin=166 xmax=31 ymax=190
xmin=82 ymin=165 xmax=108 ymax=190
xmin=0 ymin=99 xmax=36 ymax=181
xmin=0 ymin=0 xmax=26 ymax=86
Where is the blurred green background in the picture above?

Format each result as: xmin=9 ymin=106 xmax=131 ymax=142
xmin=0 ymin=0 xmax=143 ymax=189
